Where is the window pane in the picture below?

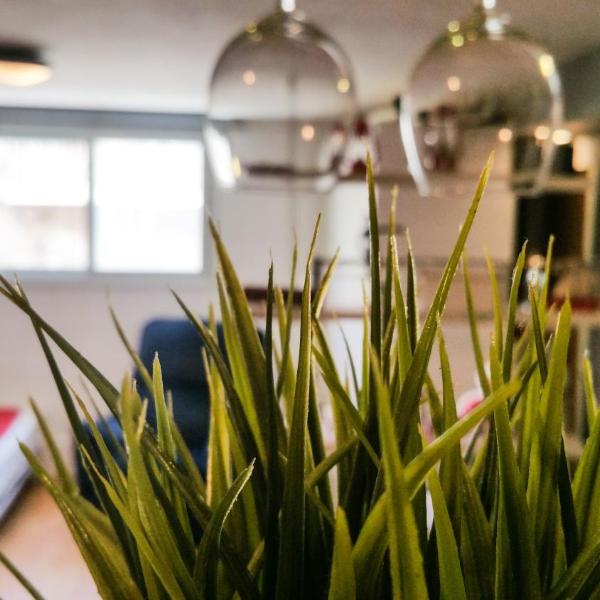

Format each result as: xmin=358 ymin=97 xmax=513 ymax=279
xmin=93 ymin=138 xmax=204 ymax=273
xmin=0 ymin=137 xmax=89 ymax=270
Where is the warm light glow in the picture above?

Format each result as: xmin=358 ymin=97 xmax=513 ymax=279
xmin=534 ymin=125 xmax=551 ymax=141
xmin=281 ymin=0 xmax=296 ymax=13
xmin=0 ymin=61 xmax=51 ymax=87
xmin=288 ymin=22 xmax=302 ymax=35
xmin=552 ymin=128 xmax=572 ymax=145
xmin=245 ymin=21 xmax=257 ymax=34
xmin=301 ymin=124 xmax=315 ymax=141
xmin=447 ymin=20 xmax=460 ymax=33
xmin=497 ymin=128 xmax=513 ymax=143
xmin=231 ymin=155 xmax=242 ymax=178
xmin=539 ymin=54 xmax=556 ymax=78
xmin=447 ymin=76 xmax=461 ymax=92
xmin=337 ymin=77 xmax=350 ymax=93
xmin=242 ymin=69 xmax=256 ymax=86
xmin=451 ymin=34 xmax=464 ymax=48
xmin=572 ymin=136 xmax=594 ymax=173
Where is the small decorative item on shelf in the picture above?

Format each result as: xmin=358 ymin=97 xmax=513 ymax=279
xmin=206 ymin=0 xmax=356 ymax=192
xmin=338 ymin=115 xmax=379 ymax=179
xmin=400 ymin=0 xmax=563 ymax=198
xmin=552 ymin=258 xmax=600 ymax=311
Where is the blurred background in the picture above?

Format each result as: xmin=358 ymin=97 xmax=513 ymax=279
xmin=0 ymin=1 xmax=600 ymax=597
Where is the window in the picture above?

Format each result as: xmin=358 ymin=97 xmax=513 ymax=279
xmin=0 ymin=133 xmax=205 ymax=275
xmin=0 ymin=137 xmax=89 ymax=270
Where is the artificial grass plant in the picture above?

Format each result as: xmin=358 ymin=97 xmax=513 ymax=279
xmin=1 ymin=155 xmax=600 ymax=599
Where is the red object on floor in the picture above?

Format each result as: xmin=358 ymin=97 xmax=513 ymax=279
xmin=0 ymin=409 xmax=18 ymax=436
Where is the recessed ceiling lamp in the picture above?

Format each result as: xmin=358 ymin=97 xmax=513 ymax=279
xmin=206 ymin=0 xmax=356 ymax=192
xmin=0 ymin=44 xmax=51 ymax=87
xmin=400 ymin=0 xmax=563 ymax=198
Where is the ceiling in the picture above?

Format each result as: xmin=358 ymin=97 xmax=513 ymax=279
xmin=0 ymin=0 xmax=598 ymax=114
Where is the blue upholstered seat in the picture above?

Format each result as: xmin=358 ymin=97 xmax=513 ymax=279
xmin=77 ymin=318 xmax=224 ymax=503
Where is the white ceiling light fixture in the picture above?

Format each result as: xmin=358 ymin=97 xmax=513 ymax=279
xmin=206 ymin=0 xmax=356 ymax=192
xmin=400 ymin=0 xmax=563 ymax=198
xmin=0 ymin=44 xmax=51 ymax=87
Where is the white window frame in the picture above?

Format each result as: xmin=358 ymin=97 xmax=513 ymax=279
xmin=0 ymin=109 xmax=214 ymax=286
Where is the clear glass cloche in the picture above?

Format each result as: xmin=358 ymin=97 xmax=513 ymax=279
xmin=206 ymin=3 xmax=356 ymax=192
xmin=400 ymin=1 xmax=563 ymax=198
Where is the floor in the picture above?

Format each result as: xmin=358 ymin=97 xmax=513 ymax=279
xmin=0 ymin=483 xmax=99 ymax=600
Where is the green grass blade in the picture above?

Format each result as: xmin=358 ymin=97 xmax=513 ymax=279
xmin=0 ymin=551 xmax=46 ymax=600
xmin=264 ymin=263 xmax=283 ymax=600
xmin=405 ymin=230 xmax=419 ymax=352
xmin=502 ymin=242 xmax=527 ymax=381
xmin=328 ymin=507 xmax=356 ymax=600
xmin=548 ymin=536 xmax=600 ymax=600
xmin=352 ymin=378 xmax=519 ymax=589
xmin=172 ymin=290 xmax=267 ymax=504
xmin=527 ymin=301 xmax=572 ymax=565
xmin=367 ymin=153 xmax=382 ymax=359
xmin=491 ymin=343 xmax=542 ymax=599
xmin=217 ymin=273 xmax=265 ymax=453
xmin=81 ymin=445 xmax=187 ymax=600
xmin=373 ymin=352 xmax=428 ymax=600
xmin=573 ymin=409 xmax=600 ymax=548
xmin=583 ymin=353 xmax=598 ymax=431
xmin=394 ymin=156 xmax=493 ymax=443
xmin=391 ymin=235 xmax=412 ymax=386
xmin=529 ymin=286 xmax=548 ymax=381
xmin=110 ymin=306 xmax=153 ymax=393
xmin=459 ymin=464 xmax=495 ymax=600
xmin=405 ymin=379 xmax=520 ymax=494
xmin=313 ymin=248 xmax=340 ymax=319
xmin=437 ymin=326 xmax=462 ymax=542
xmin=204 ymin=349 xmax=231 ymax=505
xmin=462 ymin=254 xmax=491 ymax=397
xmin=147 ymin=443 xmax=260 ymax=600
xmin=539 ymin=235 xmax=555 ymax=323
xmin=29 ymin=398 xmax=77 ymax=495
xmin=340 ymin=326 xmax=361 ymax=403
xmin=305 ymin=437 xmax=358 ymax=491
xmin=275 ymin=217 xmax=319 ymax=600
xmin=152 ymin=355 xmax=176 ymax=461
xmin=275 ymin=287 xmax=297 ymax=417
xmin=428 ymin=469 xmax=467 ymax=600
xmin=382 ymin=186 xmax=398 ymax=336
xmin=0 ymin=276 xmax=119 ymax=410
xmin=485 ymin=251 xmax=504 ymax=360
xmin=208 ymin=218 xmax=269 ymax=442
xmin=313 ymin=344 xmax=379 ymax=467
xmin=23 ymin=444 xmax=141 ymax=600
xmin=194 ymin=461 xmax=255 ymax=597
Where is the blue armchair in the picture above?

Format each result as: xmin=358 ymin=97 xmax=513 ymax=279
xmin=77 ymin=318 xmax=225 ymax=503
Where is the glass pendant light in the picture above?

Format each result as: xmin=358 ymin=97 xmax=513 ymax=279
xmin=206 ymin=0 xmax=356 ymax=192
xmin=400 ymin=0 xmax=563 ymax=198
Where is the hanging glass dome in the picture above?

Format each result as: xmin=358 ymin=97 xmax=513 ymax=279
xmin=206 ymin=2 xmax=356 ymax=192
xmin=400 ymin=1 xmax=563 ymax=198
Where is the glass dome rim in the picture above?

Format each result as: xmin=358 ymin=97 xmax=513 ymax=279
xmin=208 ymin=9 xmax=355 ymax=90
xmin=406 ymin=24 xmax=563 ymax=104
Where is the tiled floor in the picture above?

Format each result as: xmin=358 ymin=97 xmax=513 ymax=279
xmin=0 ymin=483 xmax=99 ymax=600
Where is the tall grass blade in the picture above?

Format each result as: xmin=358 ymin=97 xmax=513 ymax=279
xmin=275 ymin=217 xmax=319 ymax=600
